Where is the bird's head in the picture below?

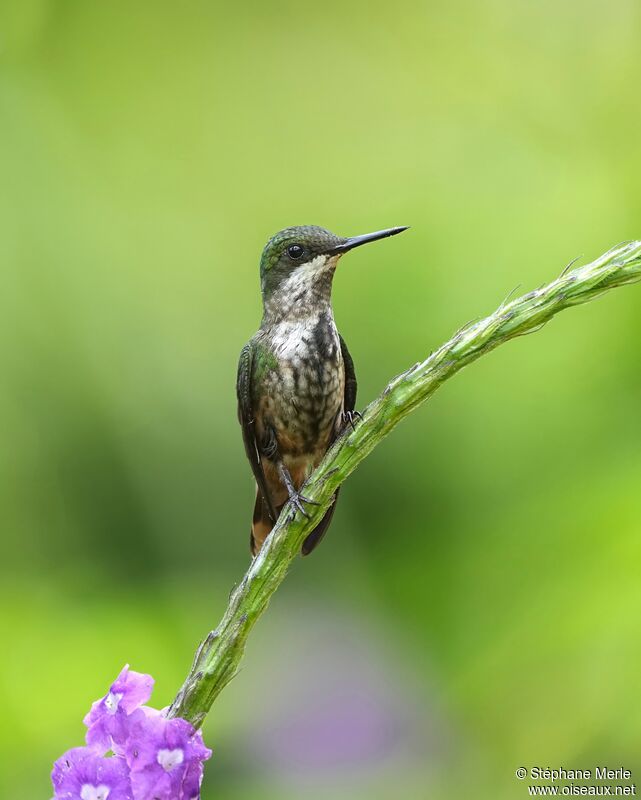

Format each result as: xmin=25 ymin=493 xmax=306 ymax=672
xmin=259 ymin=224 xmax=408 ymax=305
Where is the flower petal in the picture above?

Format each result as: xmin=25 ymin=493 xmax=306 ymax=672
xmin=111 ymin=665 xmax=155 ymax=714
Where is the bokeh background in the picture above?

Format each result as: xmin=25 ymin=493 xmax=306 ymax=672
xmin=2 ymin=1 xmax=641 ymax=798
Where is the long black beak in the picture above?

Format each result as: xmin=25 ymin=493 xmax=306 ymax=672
xmin=330 ymin=226 xmax=409 ymax=254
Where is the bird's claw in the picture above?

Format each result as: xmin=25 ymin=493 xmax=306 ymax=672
xmin=342 ymin=410 xmax=363 ymax=432
xmin=287 ymin=491 xmax=320 ymax=521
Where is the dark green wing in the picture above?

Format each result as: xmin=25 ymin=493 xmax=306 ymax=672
xmin=236 ymin=341 xmax=277 ymax=521
xmin=340 ymin=334 xmax=357 ymax=413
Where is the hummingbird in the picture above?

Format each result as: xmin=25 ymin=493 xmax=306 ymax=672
xmin=237 ymin=224 xmax=408 ymax=556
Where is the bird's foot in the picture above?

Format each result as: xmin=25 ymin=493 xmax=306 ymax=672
xmin=286 ymin=491 xmax=320 ymax=521
xmin=341 ymin=410 xmax=363 ymax=432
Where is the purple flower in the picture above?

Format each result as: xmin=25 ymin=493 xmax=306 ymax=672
xmin=125 ymin=711 xmax=212 ymax=800
xmin=84 ymin=665 xmax=154 ymax=753
xmin=51 ymin=747 xmax=132 ymax=800
xmin=53 ymin=665 xmax=212 ymax=800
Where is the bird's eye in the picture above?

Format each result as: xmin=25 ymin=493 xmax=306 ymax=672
xmin=287 ymin=244 xmax=304 ymax=260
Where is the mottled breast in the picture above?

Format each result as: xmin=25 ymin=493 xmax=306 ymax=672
xmin=254 ymin=311 xmax=344 ymax=458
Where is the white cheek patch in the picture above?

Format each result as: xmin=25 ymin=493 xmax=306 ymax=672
xmin=263 ymin=253 xmax=339 ymax=324
xmin=281 ymin=255 xmax=330 ymax=297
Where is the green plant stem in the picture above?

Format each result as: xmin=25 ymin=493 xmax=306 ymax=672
xmin=168 ymin=240 xmax=641 ymax=727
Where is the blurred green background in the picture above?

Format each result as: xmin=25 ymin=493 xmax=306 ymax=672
xmin=2 ymin=1 xmax=641 ymax=798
